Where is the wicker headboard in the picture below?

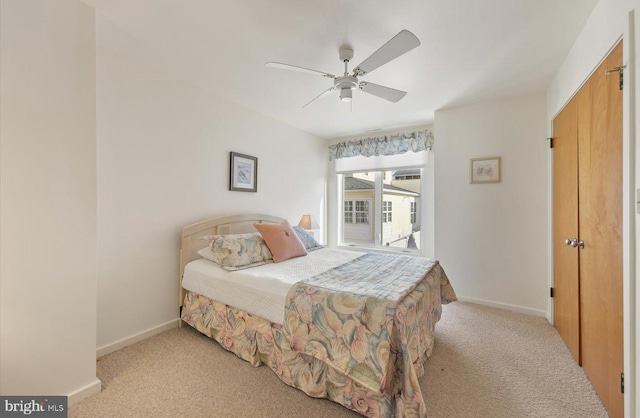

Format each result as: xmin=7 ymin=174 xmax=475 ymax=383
xmin=179 ymin=214 xmax=286 ymax=312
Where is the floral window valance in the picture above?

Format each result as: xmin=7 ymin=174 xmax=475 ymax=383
xmin=328 ymin=130 xmax=433 ymax=161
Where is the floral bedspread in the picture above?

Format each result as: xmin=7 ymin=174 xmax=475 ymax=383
xmin=181 ymin=253 xmax=456 ymax=417
xmin=283 ymin=253 xmax=456 ymax=395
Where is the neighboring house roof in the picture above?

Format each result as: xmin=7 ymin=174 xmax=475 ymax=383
xmin=344 ymin=177 xmax=419 ymax=196
xmin=393 ymin=168 xmax=421 ymax=178
xmin=344 ymin=177 xmax=374 ymax=190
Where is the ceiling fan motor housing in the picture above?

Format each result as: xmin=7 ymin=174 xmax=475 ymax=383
xmin=339 ymin=47 xmax=354 ymax=63
xmin=335 ymin=75 xmax=358 ymax=101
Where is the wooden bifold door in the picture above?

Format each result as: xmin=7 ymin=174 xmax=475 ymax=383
xmin=552 ymin=41 xmax=623 ymax=418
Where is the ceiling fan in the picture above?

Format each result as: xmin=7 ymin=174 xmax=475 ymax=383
xmin=266 ymin=29 xmax=420 ymax=108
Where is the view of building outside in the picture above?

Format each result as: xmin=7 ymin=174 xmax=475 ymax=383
xmin=342 ymin=169 xmax=421 ymax=250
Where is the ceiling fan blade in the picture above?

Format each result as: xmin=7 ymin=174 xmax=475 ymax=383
xmin=266 ymin=62 xmax=336 ymax=79
xmin=359 ymin=82 xmax=407 ymax=103
xmin=352 ymin=30 xmax=420 ymax=76
xmin=303 ymin=87 xmax=335 ymax=108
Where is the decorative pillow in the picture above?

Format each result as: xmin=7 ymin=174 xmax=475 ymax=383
xmin=197 ymin=246 xmax=218 ymax=262
xmin=292 ymin=226 xmax=324 ymax=252
xmin=199 ymin=232 xmax=273 ymax=271
xmin=253 ymin=221 xmax=307 ymax=263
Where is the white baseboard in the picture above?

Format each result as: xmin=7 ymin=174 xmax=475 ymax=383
xmin=67 ymin=378 xmax=101 ymax=406
xmin=96 ymin=318 xmax=180 ymax=359
xmin=456 ymin=296 xmax=548 ymax=318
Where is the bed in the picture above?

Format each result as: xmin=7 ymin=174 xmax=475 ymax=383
xmin=179 ymin=214 xmax=456 ymax=417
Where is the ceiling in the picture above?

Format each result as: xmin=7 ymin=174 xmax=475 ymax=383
xmin=83 ymin=0 xmax=599 ymax=139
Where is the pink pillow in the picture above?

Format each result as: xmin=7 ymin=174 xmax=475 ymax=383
xmin=254 ymin=221 xmax=307 ymax=263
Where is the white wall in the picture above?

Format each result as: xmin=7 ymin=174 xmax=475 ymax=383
xmin=546 ymin=0 xmax=639 ymax=415
xmin=547 ymin=0 xmax=635 ymax=119
xmin=0 ymin=0 xmax=100 ymax=403
xmin=96 ymin=43 xmax=327 ymax=349
xmin=434 ymin=93 xmax=548 ymax=316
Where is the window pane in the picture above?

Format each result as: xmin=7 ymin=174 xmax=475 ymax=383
xmin=356 ymin=200 xmax=368 ymax=211
xmin=410 ymin=201 xmax=417 ymax=224
xmin=355 ymin=200 xmax=369 ymax=224
xmin=355 ymin=212 xmax=368 ymax=223
xmin=341 ymin=170 xmax=421 ymax=251
xmin=342 ymin=173 xmax=374 ymax=244
xmin=383 ymin=201 xmax=392 ymax=223
xmin=383 ymin=170 xmax=421 ymax=250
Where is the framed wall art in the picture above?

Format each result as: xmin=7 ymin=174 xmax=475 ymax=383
xmin=229 ymin=152 xmax=257 ymax=192
xmin=470 ymin=156 xmax=501 ymax=184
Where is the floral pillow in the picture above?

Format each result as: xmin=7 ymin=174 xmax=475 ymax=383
xmin=200 ymin=232 xmax=273 ymax=271
xmin=292 ymin=226 xmax=324 ymax=252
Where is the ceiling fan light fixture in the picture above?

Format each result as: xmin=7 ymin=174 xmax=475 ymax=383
xmin=340 ymin=88 xmax=352 ymax=102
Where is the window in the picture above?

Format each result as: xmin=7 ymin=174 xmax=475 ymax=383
xmin=340 ymin=171 xmax=421 ymax=250
xmin=383 ymin=201 xmax=392 ymax=223
xmin=355 ymin=200 xmax=369 ymax=223
xmin=344 ymin=199 xmax=369 ymax=224
xmin=393 ymin=170 xmax=422 ymax=181
xmin=344 ymin=201 xmax=353 ymax=223
xmin=410 ymin=202 xmax=417 ymax=223
xmin=394 ymin=174 xmax=421 ymax=180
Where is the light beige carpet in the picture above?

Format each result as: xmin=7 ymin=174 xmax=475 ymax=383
xmin=70 ymin=302 xmax=609 ymax=418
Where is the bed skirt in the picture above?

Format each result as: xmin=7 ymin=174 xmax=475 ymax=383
xmin=181 ymin=266 xmax=455 ymax=417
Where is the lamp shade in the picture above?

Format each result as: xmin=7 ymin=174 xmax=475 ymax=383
xmin=298 ymin=214 xmax=319 ymax=230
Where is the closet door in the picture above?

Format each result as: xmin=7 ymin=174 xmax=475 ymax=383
xmin=552 ymin=98 xmax=580 ymax=363
xmin=578 ymin=42 xmax=623 ymax=418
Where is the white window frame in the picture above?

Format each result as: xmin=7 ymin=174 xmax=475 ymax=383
xmin=329 ymin=147 xmax=432 ymax=256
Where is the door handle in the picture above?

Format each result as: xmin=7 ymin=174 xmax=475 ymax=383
xmin=577 ymin=240 xmax=584 ymax=249
xmin=565 ymin=238 xmax=578 ymax=247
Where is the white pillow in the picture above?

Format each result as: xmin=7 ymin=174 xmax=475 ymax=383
xmin=197 ymin=246 xmax=218 ymax=263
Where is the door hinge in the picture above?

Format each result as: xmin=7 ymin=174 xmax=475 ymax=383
xmin=550 ymin=287 xmax=554 ymax=298
xmin=547 ymin=137 xmax=554 ymax=149
xmin=621 ymin=372 xmax=624 ymax=394
xmin=620 ymin=71 xmax=624 ymax=90
xmin=605 ymin=65 xmax=626 ymax=90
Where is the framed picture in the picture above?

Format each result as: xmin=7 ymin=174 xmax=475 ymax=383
xmin=470 ymin=156 xmax=501 ymax=184
xmin=229 ymin=152 xmax=257 ymax=192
